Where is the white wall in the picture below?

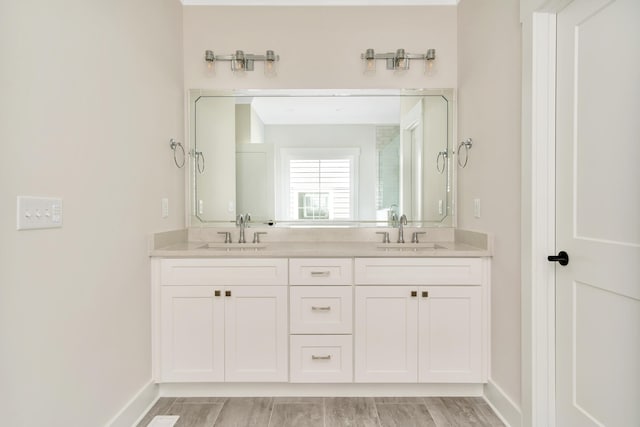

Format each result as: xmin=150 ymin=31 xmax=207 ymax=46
xmin=0 ymin=0 xmax=184 ymax=425
xmin=457 ymin=0 xmax=522 ymax=416
xmin=183 ymin=6 xmax=457 ymax=90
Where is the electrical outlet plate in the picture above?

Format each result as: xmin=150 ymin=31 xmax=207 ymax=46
xmin=17 ymin=196 xmax=63 ymax=230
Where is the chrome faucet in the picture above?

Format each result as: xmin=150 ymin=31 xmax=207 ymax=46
xmin=236 ymin=213 xmax=251 ymax=243
xmin=397 ymin=214 xmax=407 ymax=243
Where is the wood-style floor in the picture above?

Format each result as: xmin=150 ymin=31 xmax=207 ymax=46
xmin=137 ymin=396 xmax=505 ymax=427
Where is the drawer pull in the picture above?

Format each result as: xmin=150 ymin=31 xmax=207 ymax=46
xmin=214 ymin=290 xmax=221 ymax=297
xmin=225 ymin=290 xmax=231 ymax=297
xmin=422 ymin=291 xmax=429 ymax=298
xmin=311 ymin=355 xmax=332 ymax=360
xmin=310 ymin=271 xmax=331 ymax=277
xmin=311 ymin=306 xmax=331 ymax=311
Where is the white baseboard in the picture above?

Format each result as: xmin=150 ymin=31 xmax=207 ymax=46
xmin=106 ymin=380 xmax=159 ymax=427
xmin=483 ymin=380 xmax=522 ymax=427
xmin=159 ymin=382 xmax=484 ymax=397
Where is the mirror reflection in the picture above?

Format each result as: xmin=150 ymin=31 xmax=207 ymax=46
xmin=190 ymin=90 xmax=453 ymax=226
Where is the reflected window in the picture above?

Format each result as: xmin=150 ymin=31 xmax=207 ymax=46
xmin=281 ymin=148 xmax=358 ymax=221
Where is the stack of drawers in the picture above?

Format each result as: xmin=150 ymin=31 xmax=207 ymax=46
xmin=289 ymin=258 xmax=353 ymax=383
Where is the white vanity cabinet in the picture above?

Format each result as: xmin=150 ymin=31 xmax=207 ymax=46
xmin=155 ymin=258 xmax=288 ymax=383
xmin=354 ymin=258 xmax=488 ymax=383
xmin=289 ymin=258 xmax=354 ymax=383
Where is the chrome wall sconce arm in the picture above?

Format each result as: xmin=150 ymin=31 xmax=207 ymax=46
xmin=361 ymin=48 xmax=436 ymax=74
xmin=204 ymin=49 xmax=279 ymax=76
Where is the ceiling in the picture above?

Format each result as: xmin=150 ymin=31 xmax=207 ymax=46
xmin=181 ymin=1 xmax=457 ymax=5
xmin=249 ymin=96 xmax=401 ymax=125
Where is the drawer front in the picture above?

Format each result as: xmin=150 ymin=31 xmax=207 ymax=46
xmin=290 ymin=335 xmax=353 ymax=383
xmin=160 ymin=258 xmax=288 ymax=286
xmin=290 ymin=286 xmax=353 ymax=334
xmin=354 ymin=258 xmax=483 ymax=285
xmin=289 ymin=258 xmax=353 ymax=286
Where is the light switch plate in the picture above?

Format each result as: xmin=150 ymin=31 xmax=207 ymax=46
xmin=17 ymin=196 xmax=63 ymax=230
xmin=162 ymin=198 xmax=169 ymax=218
xmin=473 ymin=198 xmax=481 ymax=218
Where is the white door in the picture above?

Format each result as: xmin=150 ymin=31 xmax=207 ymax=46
xmin=354 ymin=286 xmax=418 ymax=382
xmin=555 ymin=1 xmax=640 ymax=425
xmin=160 ymin=286 xmax=225 ymax=382
xmin=224 ymin=286 xmax=288 ymax=382
xmin=418 ymin=286 xmax=482 ymax=383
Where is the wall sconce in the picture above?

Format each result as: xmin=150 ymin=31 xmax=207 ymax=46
xmin=204 ymin=49 xmax=279 ymax=77
xmin=361 ymin=48 xmax=436 ymax=74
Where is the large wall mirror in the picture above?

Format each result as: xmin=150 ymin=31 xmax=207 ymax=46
xmin=188 ymin=89 xmax=454 ymax=227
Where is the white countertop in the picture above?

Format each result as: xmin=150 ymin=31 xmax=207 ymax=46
xmin=150 ymin=240 xmax=491 ymax=258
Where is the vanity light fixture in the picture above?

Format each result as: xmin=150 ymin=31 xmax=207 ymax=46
xmin=361 ymin=48 xmax=436 ymax=74
xmin=204 ymin=49 xmax=279 ymax=76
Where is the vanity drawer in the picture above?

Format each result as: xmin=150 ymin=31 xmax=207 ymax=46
xmin=290 ymin=286 xmax=353 ymax=334
xmin=289 ymin=258 xmax=353 ymax=286
xmin=160 ymin=258 xmax=288 ymax=286
xmin=354 ymin=258 xmax=483 ymax=285
xmin=290 ymin=335 xmax=353 ymax=383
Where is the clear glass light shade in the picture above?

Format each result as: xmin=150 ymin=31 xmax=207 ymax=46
xmin=264 ymin=59 xmax=278 ymax=77
xmin=204 ymin=50 xmax=215 ymax=75
xmin=363 ymin=49 xmax=376 ymax=74
xmin=424 ymin=58 xmax=436 ymax=76
xmin=363 ymin=58 xmax=376 ymax=74
xmin=424 ymin=49 xmax=436 ymax=76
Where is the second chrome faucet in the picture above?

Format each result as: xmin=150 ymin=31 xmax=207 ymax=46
xmin=236 ymin=213 xmax=251 ymax=243
xmin=397 ymin=214 xmax=408 ymax=243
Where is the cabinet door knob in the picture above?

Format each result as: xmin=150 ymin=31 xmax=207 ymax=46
xmin=411 ymin=291 xmax=417 ymax=297
xmin=225 ymin=290 xmax=231 ymax=297
xmin=214 ymin=290 xmax=221 ymax=297
xmin=422 ymin=291 xmax=429 ymax=298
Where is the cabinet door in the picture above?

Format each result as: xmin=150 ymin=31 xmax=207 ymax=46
xmin=160 ymin=286 xmax=225 ymax=382
xmin=224 ymin=286 xmax=288 ymax=382
xmin=354 ymin=286 xmax=418 ymax=382
xmin=418 ymin=286 xmax=482 ymax=382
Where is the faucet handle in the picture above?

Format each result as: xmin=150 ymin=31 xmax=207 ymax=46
xmin=411 ymin=231 xmax=426 ymax=243
xmin=252 ymin=232 xmax=267 ymax=244
xmin=376 ymin=231 xmax=390 ymax=244
xmin=217 ymin=231 xmax=232 ymax=243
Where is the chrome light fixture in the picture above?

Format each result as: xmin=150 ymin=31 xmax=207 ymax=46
xmin=204 ymin=49 xmax=279 ymax=76
xmin=360 ymin=48 xmax=436 ymax=74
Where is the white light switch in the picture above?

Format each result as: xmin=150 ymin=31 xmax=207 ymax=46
xmin=17 ymin=196 xmax=63 ymax=230
xmin=161 ymin=198 xmax=169 ymax=218
xmin=473 ymin=198 xmax=481 ymax=219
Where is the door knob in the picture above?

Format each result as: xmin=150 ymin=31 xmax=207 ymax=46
xmin=547 ymin=251 xmax=569 ymax=266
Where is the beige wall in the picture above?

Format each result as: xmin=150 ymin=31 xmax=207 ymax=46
xmin=183 ymin=6 xmax=457 ymax=90
xmin=457 ymin=0 xmax=522 ymax=409
xmin=0 ymin=0 xmax=184 ymax=425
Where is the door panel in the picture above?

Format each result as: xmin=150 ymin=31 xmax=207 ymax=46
xmin=418 ymin=286 xmax=482 ymax=383
xmin=160 ymin=286 xmax=224 ymax=382
xmin=354 ymin=286 xmax=418 ymax=382
xmin=556 ymin=0 xmax=640 ymax=425
xmin=224 ymin=286 xmax=288 ymax=382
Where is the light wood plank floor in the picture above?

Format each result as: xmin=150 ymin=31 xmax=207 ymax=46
xmin=137 ymin=396 xmax=504 ymax=427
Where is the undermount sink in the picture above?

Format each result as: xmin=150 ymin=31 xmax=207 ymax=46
xmin=376 ymin=243 xmax=445 ymax=251
xmin=204 ymin=243 xmax=268 ymax=251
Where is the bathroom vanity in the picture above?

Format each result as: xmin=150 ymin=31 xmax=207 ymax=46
xmin=150 ymin=228 xmax=491 ymax=396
